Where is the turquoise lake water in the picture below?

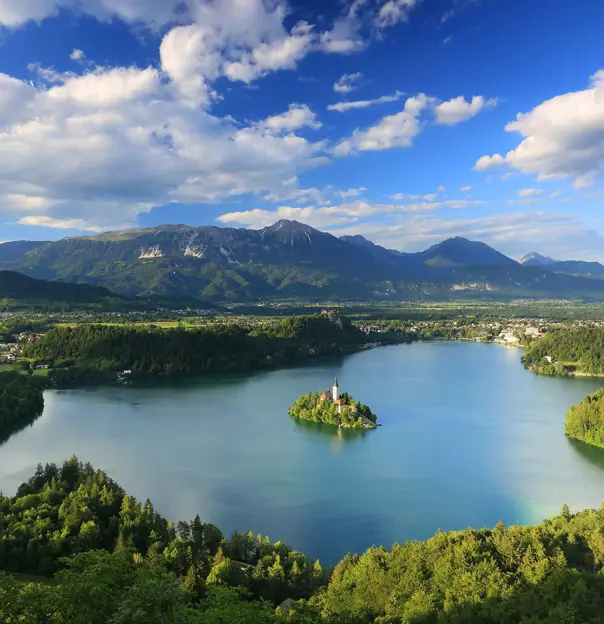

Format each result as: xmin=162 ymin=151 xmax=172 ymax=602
xmin=1 ymin=341 xmax=603 ymax=564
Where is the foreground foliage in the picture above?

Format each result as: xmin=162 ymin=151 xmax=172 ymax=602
xmin=522 ymin=326 xmax=604 ymax=376
xmin=0 ymin=457 xmax=324 ymax=605
xmin=4 ymin=460 xmax=604 ymax=622
xmin=566 ymin=389 xmax=604 ymax=448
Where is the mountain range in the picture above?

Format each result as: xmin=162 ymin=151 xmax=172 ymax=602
xmin=520 ymin=252 xmax=604 ymax=276
xmin=0 ymin=220 xmax=603 ymax=302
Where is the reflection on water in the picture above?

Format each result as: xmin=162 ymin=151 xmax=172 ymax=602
xmin=568 ymin=437 xmax=604 ymax=470
xmin=0 ymin=412 xmax=42 ymax=446
xmin=1 ymin=341 xmax=604 ymax=565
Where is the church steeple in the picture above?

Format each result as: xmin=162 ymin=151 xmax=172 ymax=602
xmin=334 ymin=376 xmax=339 ymax=388
xmin=332 ymin=376 xmax=339 ymax=403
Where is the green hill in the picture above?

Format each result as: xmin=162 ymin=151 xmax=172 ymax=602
xmin=0 ymin=270 xmax=212 ymax=311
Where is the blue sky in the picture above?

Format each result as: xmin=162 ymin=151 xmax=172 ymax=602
xmin=0 ymin=0 xmax=603 ymax=260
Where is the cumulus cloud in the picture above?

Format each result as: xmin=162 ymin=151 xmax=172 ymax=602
xmin=328 ymin=91 xmax=403 ymax=112
xmin=435 ymin=95 xmax=497 ymax=125
xmin=0 ymin=0 xmax=187 ymax=29
xmin=334 ymin=72 xmax=363 ymax=93
xmin=260 ymin=104 xmax=321 ymax=133
xmin=70 ymin=48 xmax=85 ymax=61
xmin=0 ymin=67 xmax=326 ymax=231
xmin=460 ymin=186 xmax=472 ymax=192
xmin=334 ymin=94 xmax=431 ymax=155
xmin=335 ymin=91 xmax=495 ymax=155
xmin=475 ymin=70 xmax=604 ymax=188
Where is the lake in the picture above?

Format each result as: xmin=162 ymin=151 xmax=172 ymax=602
xmin=1 ymin=341 xmax=603 ymax=565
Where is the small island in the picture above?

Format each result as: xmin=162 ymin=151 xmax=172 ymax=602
xmin=289 ymin=377 xmax=378 ymax=429
xmin=565 ymin=389 xmax=604 ymax=448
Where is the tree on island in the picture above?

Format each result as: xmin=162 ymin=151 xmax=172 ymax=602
xmin=289 ymin=378 xmax=377 ymax=429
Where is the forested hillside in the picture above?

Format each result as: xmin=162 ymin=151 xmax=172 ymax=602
xmin=522 ymin=326 xmax=604 ymax=375
xmin=566 ymin=389 xmax=604 ymax=448
xmin=4 ymin=459 xmax=604 ymax=622
xmin=24 ymin=313 xmax=387 ymax=378
xmin=0 ymin=372 xmax=45 ymax=439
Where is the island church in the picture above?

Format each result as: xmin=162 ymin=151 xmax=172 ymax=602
xmin=320 ymin=376 xmax=356 ymax=415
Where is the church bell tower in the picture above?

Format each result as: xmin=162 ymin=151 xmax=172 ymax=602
xmin=332 ymin=376 xmax=339 ymax=402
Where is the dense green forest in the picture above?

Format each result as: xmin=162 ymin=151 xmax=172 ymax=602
xmin=289 ymin=392 xmax=377 ymax=429
xmin=0 ymin=458 xmax=324 ymax=607
xmin=24 ymin=313 xmax=399 ymax=379
xmin=0 ymin=372 xmax=44 ymax=438
xmin=4 ymin=459 xmax=604 ymax=622
xmin=521 ymin=326 xmax=604 ymax=375
xmin=566 ymin=389 xmax=604 ymax=448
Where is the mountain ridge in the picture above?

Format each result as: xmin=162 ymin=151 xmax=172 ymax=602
xmin=2 ymin=220 xmax=604 ymax=301
xmin=520 ymin=251 xmax=604 ymax=276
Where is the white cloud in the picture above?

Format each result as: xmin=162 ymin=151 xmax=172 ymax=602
xmin=332 ymin=210 xmax=604 ymax=261
xmin=217 ymin=206 xmax=357 ymax=229
xmin=334 ymin=72 xmax=363 ymax=93
xmin=0 ymin=73 xmax=37 ymax=127
xmin=435 ymin=95 xmax=497 ymax=125
xmin=460 ymin=185 xmax=473 ymax=192
xmin=518 ymin=188 xmax=543 ymax=198
xmin=474 ymin=70 xmax=604 ymax=188
xmin=328 ymin=91 xmax=403 ymax=112
xmin=0 ymin=68 xmax=326 ymax=231
xmin=70 ymin=49 xmax=85 ymax=61
xmin=375 ymin=0 xmax=418 ymax=27
xmin=437 ymin=185 xmax=447 ymax=192
xmin=334 ymin=91 xmax=496 ymax=155
xmin=218 ymin=197 xmax=485 ymax=229
xmin=17 ymin=215 xmax=107 ymax=232
xmin=392 ymin=192 xmax=443 ymax=201
xmin=334 ymin=94 xmax=431 ymax=155
xmin=260 ymin=104 xmax=321 ymax=133
xmin=223 ymin=21 xmax=315 ymax=84
xmin=46 ymin=66 xmax=160 ymax=106
xmin=475 ymin=153 xmax=505 ymax=170
xmin=340 ymin=187 xmax=367 ymax=198
xmin=0 ymin=0 xmax=187 ymax=29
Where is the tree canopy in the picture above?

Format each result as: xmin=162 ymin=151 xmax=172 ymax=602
xmin=522 ymin=327 xmax=604 ymax=376
xmin=3 ymin=460 xmax=604 ymax=622
xmin=565 ymin=389 xmax=604 ymax=448
xmin=24 ymin=313 xmax=370 ymax=379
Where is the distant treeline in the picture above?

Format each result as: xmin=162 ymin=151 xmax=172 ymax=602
xmin=566 ymin=389 xmax=604 ymax=448
xmin=0 ymin=372 xmax=44 ymax=438
xmin=4 ymin=459 xmax=604 ymax=622
xmin=24 ymin=314 xmax=413 ymax=378
xmin=522 ymin=326 xmax=604 ymax=376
